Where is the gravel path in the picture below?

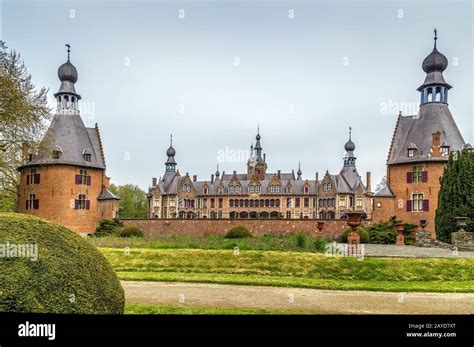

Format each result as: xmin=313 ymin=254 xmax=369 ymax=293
xmin=360 ymin=244 xmax=473 ymax=258
xmin=122 ymin=281 xmax=474 ymax=314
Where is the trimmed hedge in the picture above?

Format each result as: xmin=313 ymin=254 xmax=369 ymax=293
xmin=0 ymin=213 xmax=124 ymax=314
xmin=117 ymin=226 xmax=144 ymax=238
xmin=225 ymin=226 xmax=252 ymax=239
xmin=95 ymin=219 xmax=123 ymax=237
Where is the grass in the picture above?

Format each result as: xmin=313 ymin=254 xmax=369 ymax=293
xmin=99 ymin=247 xmax=474 ymax=293
xmin=89 ymin=234 xmax=329 ymax=253
xmin=124 ymin=303 xmax=328 ymax=315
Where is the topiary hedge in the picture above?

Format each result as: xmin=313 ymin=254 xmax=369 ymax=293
xmin=225 ymin=226 xmax=252 ymax=239
xmin=116 ymin=226 xmax=144 ymax=238
xmin=0 ymin=213 xmax=124 ymax=314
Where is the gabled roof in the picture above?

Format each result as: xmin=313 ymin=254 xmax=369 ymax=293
xmin=387 ymin=100 xmax=465 ymax=165
xmin=374 ymin=185 xmax=395 ymax=197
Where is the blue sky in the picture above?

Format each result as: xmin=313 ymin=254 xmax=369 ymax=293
xmin=2 ymin=0 xmax=473 ymax=189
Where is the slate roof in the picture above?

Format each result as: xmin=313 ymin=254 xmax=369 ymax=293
xmin=374 ymin=185 xmax=395 ymax=197
xmin=387 ymin=103 xmax=465 ymax=165
xmin=98 ymin=188 xmax=120 ymax=200
xmin=19 ymin=112 xmax=106 ymax=170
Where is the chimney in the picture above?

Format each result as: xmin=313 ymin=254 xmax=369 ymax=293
xmin=366 ymin=172 xmax=372 ymax=192
xmin=211 ymin=174 xmax=214 ymax=184
xmin=233 ymin=170 xmax=237 ymax=176
xmin=277 ymin=170 xmax=281 ymax=179
xmin=316 ymin=172 xmax=319 ymax=182
xmin=193 ymin=175 xmax=197 ymax=182
xmin=152 ymin=177 xmax=157 ymax=186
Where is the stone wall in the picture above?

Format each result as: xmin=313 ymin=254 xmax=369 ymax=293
xmin=451 ymin=231 xmax=474 ymax=251
xmin=121 ymin=218 xmax=374 ymax=239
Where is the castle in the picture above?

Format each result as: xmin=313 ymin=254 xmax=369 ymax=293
xmin=147 ymin=129 xmax=373 ymax=220
xmin=17 ymin=46 xmax=119 ymax=233
xmin=16 ymin=32 xmax=471 ymax=237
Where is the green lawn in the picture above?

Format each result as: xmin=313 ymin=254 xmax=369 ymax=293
xmin=90 ymin=234 xmax=328 ymax=253
xmin=125 ymin=303 xmax=326 ymax=315
xmin=100 ymin=247 xmax=474 ymax=293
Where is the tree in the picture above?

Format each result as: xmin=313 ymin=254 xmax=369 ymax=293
xmin=436 ymin=150 xmax=474 ymax=242
xmin=109 ymin=183 xmax=148 ymax=219
xmin=0 ymin=41 xmax=50 ymax=211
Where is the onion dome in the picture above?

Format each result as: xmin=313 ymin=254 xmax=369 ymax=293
xmin=344 ymin=139 xmax=356 ymax=152
xmin=58 ymin=60 xmax=78 ymax=83
xmin=422 ymin=48 xmax=448 ymax=73
xmin=166 ymin=145 xmax=176 ymax=157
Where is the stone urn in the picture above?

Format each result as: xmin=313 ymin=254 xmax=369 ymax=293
xmin=455 ymin=217 xmax=469 ymax=231
xmin=395 ymin=223 xmax=405 ymax=246
xmin=345 ymin=211 xmax=363 ymax=245
xmin=316 ymin=221 xmax=325 ymax=233
xmin=419 ymin=219 xmax=428 ymax=231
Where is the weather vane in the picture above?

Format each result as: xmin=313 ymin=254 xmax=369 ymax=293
xmin=65 ymin=44 xmax=71 ymax=60
xmin=433 ymin=28 xmax=438 ymax=48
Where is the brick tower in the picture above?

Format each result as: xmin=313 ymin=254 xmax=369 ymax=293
xmin=17 ymin=45 xmax=119 ymax=234
xmin=373 ymin=31 xmax=467 ymax=238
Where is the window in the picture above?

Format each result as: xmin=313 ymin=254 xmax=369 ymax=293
xmin=441 ymin=146 xmax=450 ymax=156
xmin=75 ymin=169 xmax=91 ymax=185
xmin=83 ymin=153 xmax=91 ymax=162
xmin=327 ymin=183 xmax=331 ymax=191
xmin=218 ymin=198 xmax=223 ymax=208
xmin=249 ymin=185 xmax=260 ymax=193
xmin=229 ymin=199 xmax=234 ymax=207
xmin=356 ymin=197 xmax=363 ymax=207
xmin=203 ymin=188 xmax=208 ymax=194
xmin=218 ymin=187 xmax=223 ymax=194
xmin=295 ymin=198 xmax=300 ymax=208
xmin=412 ymin=193 xmax=424 ymax=212
xmin=52 ymin=150 xmax=62 ymax=159
xmin=304 ymin=186 xmax=309 ymax=194
xmin=286 ymin=211 xmax=291 ymax=219
xmin=229 ymin=185 xmax=241 ymax=194
xmin=376 ymin=201 xmax=382 ymax=208
xmin=183 ymin=184 xmax=191 ymax=192
xmin=26 ymin=193 xmax=39 ymax=210
xmin=304 ymin=198 xmax=309 ymax=208
xmin=322 ymin=183 xmax=332 ymax=192
xmin=286 ymin=198 xmax=292 ymax=208
xmin=408 ymin=165 xmax=427 ymax=183
xmin=269 ymin=185 xmax=280 ymax=193
xmin=285 ymin=186 xmax=291 ymax=193
xmin=339 ymin=197 xmax=346 ymax=207
xmin=408 ymin=149 xmax=416 ymax=157
xmin=27 ymin=169 xmax=40 ymax=185
xmin=210 ymin=198 xmax=215 ymax=208
xmin=203 ymin=199 xmax=208 ymax=208
xmin=75 ymin=194 xmax=90 ymax=210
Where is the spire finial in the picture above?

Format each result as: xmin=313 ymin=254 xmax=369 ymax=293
xmin=349 ymin=126 xmax=352 ymax=140
xmin=298 ymin=161 xmax=301 ymax=170
xmin=65 ymin=44 xmax=71 ymax=61
xmin=170 ymin=134 xmax=173 ymax=146
xmin=433 ymin=28 xmax=438 ymax=49
xmin=257 ymin=125 xmax=260 ymax=135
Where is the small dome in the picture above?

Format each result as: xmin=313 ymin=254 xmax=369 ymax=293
xmin=256 ymin=133 xmax=261 ymax=141
xmin=422 ymin=48 xmax=448 ymax=73
xmin=166 ymin=146 xmax=176 ymax=157
xmin=344 ymin=139 xmax=355 ymax=152
xmin=58 ymin=60 xmax=78 ymax=84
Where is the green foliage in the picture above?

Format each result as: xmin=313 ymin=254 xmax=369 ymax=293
xmin=91 ymin=234 xmax=331 ymax=253
xmin=117 ymin=226 xmax=144 ymax=238
xmin=338 ymin=227 xmax=371 ymax=243
xmin=95 ymin=219 xmax=123 ymax=237
xmin=108 ymin=183 xmax=147 ymax=219
xmin=295 ymin=232 xmax=306 ymax=248
xmin=0 ymin=213 xmax=124 ymax=313
xmin=365 ymin=216 xmax=417 ymax=245
xmin=0 ymin=41 xmax=50 ymax=211
xmin=436 ymin=151 xmax=474 ymax=242
xmin=225 ymin=226 xmax=252 ymax=239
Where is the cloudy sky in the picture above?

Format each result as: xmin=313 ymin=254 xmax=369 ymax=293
xmin=2 ymin=0 xmax=473 ymax=190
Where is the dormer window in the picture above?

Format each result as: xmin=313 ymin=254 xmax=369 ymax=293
xmin=408 ymin=149 xmax=416 ymax=157
xmin=269 ymin=185 xmax=280 ymax=193
xmin=440 ymin=145 xmax=450 ymax=156
xmin=203 ymin=188 xmax=208 ymax=194
xmin=249 ymin=185 xmax=260 ymax=193
xmin=285 ymin=186 xmax=291 ymax=194
xmin=304 ymin=186 xmax=309 ymax=194
xmin=83 ymin=149 xmax=92 ymax=162
xmin=183 ymin=184 xmax=191 ymax=192
xmin=229 ymin=185 xmax=241 ymax=194
xmin=52 ymin=145 xmax=63 ymax=159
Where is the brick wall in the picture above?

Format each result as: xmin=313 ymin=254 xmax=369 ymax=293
xmin=121 ymin=218 xmax=374 ymax=239
xmin=18 ymin=164 xmax=107 ymax=233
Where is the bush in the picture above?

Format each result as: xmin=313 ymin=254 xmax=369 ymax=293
xmin=225 ymin=226 xmax=252 ymax=239
xmin=116 ymin=226 xmax=144 ymax=238
xmin=338 ymin=227 xmax=371 ymax=244
xmin=0 ymin=213 xmax=124 ymax=314
xmin=366 ymin=216 xmax=416 ymax=245
xmin=295 ymin=232 xmax=307 ymax=248
xmin=95 ymin=219 xmax=123 ymax=237
xmin=313 ymin=237 xmax=329 ymax=252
